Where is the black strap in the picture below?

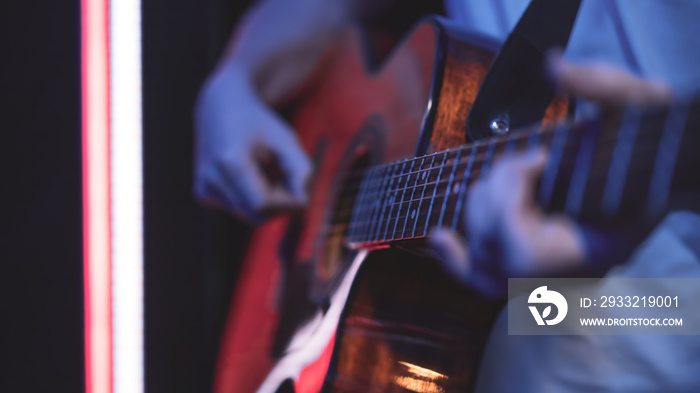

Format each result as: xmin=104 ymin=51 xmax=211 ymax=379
xmin=465 ymin=0 xmax=582 ymax=141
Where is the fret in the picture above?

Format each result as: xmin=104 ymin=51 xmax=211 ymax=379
xmin=411 ymin=155 xmax=436 ymax=238
xmin=504 ymin=129 xmax=535 ymax=157
xmin=601 ymin=107 xmax=642 ymax=218
xmin=504 ymin=135 xmax=517 ymax=155
xmin=393 ymin=159 xmax=416 ymax=239
xmin=367 ymin=165 xmax=392 ymax=243
xmin=441 ymin=147 xmax=471 ymax=229
xmin=547 ymin=123 xmax=588 ymax=213
xmin=373 ymin=162 xmax=399 ymax=242
xmin=666 ymin=100 xmax=700 ymax=192
xmin=451 ymin=145 xmax=478 ymax=232
xmin=565 ymin=120 xmax=600 ymax=217
xmin=423 ymin=151 xmax=449 ymax=235
xmin=348 ymin=168 xmax=373 ymax=242
xmin=401 ymin=157 xmax=426 ymax=239
xmin=437 ymin=149 xmax=462 ymax=227
xmin=479 ymin=139 xmax=497 ymax=178
xmin=538 ymin=124 xmax=569 ymax=209
xmin=646 ymin=103 xmax=690 ymax=216
xmin=568 ymin=117 xmax=621 ymax=220
xmin=527 ymin=126 xmax=541 ymax=148
xmin=383 ymin=160 xmax=407 ymax=241
xmin=615 ymin=107 xmax=671 ymax=219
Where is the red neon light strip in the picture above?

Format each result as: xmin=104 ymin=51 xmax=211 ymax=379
xmin=81 ymin=0 xmax=112 ymax=392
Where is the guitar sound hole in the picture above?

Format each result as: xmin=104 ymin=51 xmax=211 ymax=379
xmin=318 ymin=152 xmax=371 ymax=281
xmin=275 ymin=380 xmax=295 ymax=393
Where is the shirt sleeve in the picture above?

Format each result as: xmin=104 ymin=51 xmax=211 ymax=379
xmin=446 ymin=0 xmax=700 ymax=96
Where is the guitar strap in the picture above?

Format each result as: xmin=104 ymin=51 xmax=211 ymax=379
xmin=465 ymin=0 xmax=582 ymax=141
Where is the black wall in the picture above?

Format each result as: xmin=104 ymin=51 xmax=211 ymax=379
xmin=1 ymin=1 xmax=84 ymax=392
xmin=1 ymin=0 xmax=253 ymax=391
xmin=142 ymin=0 xmax=253 ymax=391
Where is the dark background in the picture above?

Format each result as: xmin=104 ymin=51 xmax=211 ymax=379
xmin=1 ymin=0 xmax=439 ymax=392
xmin=142 ymin=0 xmax=253 ymax=391
xmin=1 ymin=0 xmax=253 ymax=391
xmin=1 ymin=1 xmax=84 ymax=391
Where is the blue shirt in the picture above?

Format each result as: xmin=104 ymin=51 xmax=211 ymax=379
xmin=444 ymin=3 xmax=700 ymax=391
xmin=445 ymin=0 xmax=700 ymax=95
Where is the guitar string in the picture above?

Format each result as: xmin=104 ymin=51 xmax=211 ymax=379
xmin=330 ymin=165 xmax=681 ymax=247
xmin=328 ymin=138 xmax=551 ymax=197
xmin=329 ymin=161 xmax=670 ymax=237
xmin=329 ymin=125 xmax=658 ymax=196
xmin=312 ymin=106 xmax=700 ymax=249
xmin=335 ymin=158 xmax=696 ymax=247
xmin=335 ymin=133 xmax=573 ymax=218
xmin=328 ymin=130 xmax=689 ymax=241
xmin=304 ymin=107 xmax=695 ymax=246
xmin=333 ymin=124 xmax=554 ymax=183
xmin=331 ymin=111 xmax=672 ymax=212
xmin=340 ymin=143 xmax=674 ymax=230
xmin=326 ymin=110 xmax=671 ymax=193
xmin=330 ymin=108 xmax=661 ymax=184
xmin=336 ymin=135 xmax=665 ymax=214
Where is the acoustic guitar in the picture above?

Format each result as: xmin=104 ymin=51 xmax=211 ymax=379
xmin=213 ymin=15 xmax=700 ymax=393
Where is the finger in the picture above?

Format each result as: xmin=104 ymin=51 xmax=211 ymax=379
xmin=463 ymin=151 xmax=546 ymax=277
xmin=488 ymin=151 xmax=547 ymax=260
xmin=194 ymin=170 xmax=260 ymax=222
xmin=466 ymin=179 xmax=492 ymax=236
xmin=429 ymin=228 xmax=470 ymax=282
xmin=517 ymin=148 xmax=547 ymax=176
xmin=218 ymin=153 xmax=301 ymax=222
xmin=262 ymin=183 xmax=307 ymax=217
xmin=466 ymin=150 xmax=546 ymax=235
xmin=497 ymin=151 xmax=585 ymax=272
xmin=262 ymin=113 xmax=314 ymax=203
xmin=509 ymin=149 xmax=547 ymax=213
xmin=546 ymin=50 xmax=672 ymax=106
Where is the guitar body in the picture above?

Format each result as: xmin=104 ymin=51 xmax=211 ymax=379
xmin=215 ymin=17 xmax=568 ymax=393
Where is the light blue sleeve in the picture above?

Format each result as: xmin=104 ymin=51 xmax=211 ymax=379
xmin=445 ymin=0 xmax=700 ymax=96
xmin=475 ymin=212 xmax=700 ymax=392
xmin=444 ymin=0 xmax=528 ymax=42
xmin=446 ymin=3 xmax=700 ymax=391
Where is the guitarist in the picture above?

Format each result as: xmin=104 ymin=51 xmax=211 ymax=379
xmin=194 ymin=0 xmax=700 ymax=391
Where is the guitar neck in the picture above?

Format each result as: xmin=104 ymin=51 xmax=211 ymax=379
xmin=346 ymin=99 xmax=700 ymax=248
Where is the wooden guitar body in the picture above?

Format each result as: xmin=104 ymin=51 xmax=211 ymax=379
xmin=214 ymin=17 xmax=567 ymax=393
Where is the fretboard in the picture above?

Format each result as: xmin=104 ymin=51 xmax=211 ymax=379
xmin=346 ymin=99 xmax=700 ymax=247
